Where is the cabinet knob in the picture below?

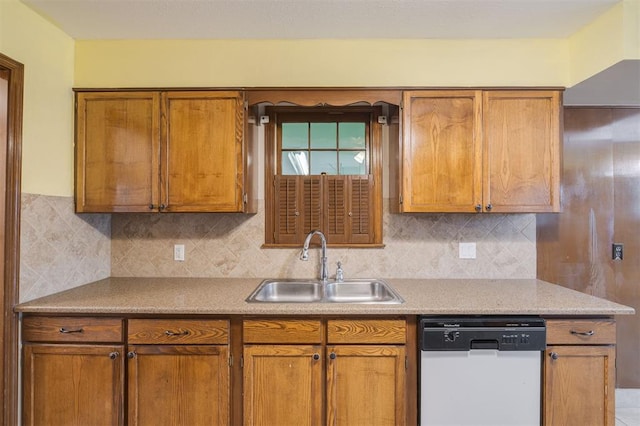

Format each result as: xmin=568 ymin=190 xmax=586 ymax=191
xmin=109 ymin=351 xmax=119 ymax=360
xmin=312 ymin=353 xmax=320 ymax=361
xmin=475 ymin=204 xmax=482 ymax=212
xmin=549 ymin=352 xmax=559 ymax=360
xmin=329 ymin=352 xmax=336 ymax=360
xmin=149 ymin=204 xmax=155 ymax=210
xmin=127 ymin=351 xmax=136 ymax=359
xmin=485 ymin=204 xmax=493 ymax=211
xmin=160 ymin=204 xmax=167 ymax=210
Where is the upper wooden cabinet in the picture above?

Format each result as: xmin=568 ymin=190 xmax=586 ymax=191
xmin=75 ymin=90 xmax=255 ymax=213
xmin=394 ymin=89 xmax=561 ymax=213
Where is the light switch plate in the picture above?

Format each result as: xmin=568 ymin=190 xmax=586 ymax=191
xmin=459 ymin=242 xmax=477 ymax=259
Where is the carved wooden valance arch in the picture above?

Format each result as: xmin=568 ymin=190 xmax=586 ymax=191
xmin=245 ymin=89 xmax=401 ymax=107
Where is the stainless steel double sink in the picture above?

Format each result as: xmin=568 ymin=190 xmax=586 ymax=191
xmin=246 ymin=278 xmax=404 ymax=304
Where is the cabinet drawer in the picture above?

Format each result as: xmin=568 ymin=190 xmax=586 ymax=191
xmin=128 ymin=319 xmax=229 ymax=344
xmin=243 ymin=319 xmax=322 ymax=344
xmin=546 ymin=319 xmax=616 ymax=345
xmin=327 ymin=319 xmax=406 ymax=344
xmin=22 ymin=316 xmax=124 ymax=343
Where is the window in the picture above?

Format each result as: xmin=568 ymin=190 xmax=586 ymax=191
xmin=264 ymin=107 xmax=383 ymax=247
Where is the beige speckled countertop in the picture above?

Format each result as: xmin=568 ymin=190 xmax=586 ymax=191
xmin=15 ymin=277 xmax=634 ymax=316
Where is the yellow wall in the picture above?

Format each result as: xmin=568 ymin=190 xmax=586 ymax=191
xmin=0 ymin=0 xmax=75 ymax=196
xmin=2 ymin=0 xmax=638 ymax=196
xmin=568 ymin=0 xmax=640 ymax=86
xmin=74 ymin=38 xmax=569 ymax=88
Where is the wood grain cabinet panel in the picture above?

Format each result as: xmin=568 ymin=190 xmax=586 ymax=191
xmin=544 ymin=345 xmax=616 ymax=426
xmin=127 ymin=345 xmax=230 ymax=426
xmin=544 ymin=318 xmax=616 ymax=426
xmin=327 ymin=345 xmax=406 ymax=426
xmin=396 ymin=89 xmax=561 ymax=213
xmin=75 ymin=92 xmax=160 ymax=213
xmin=243 ymin=345 xmax=323 ymax=426
xmin=75 ymin=90 xmax=253 ymax=213
xmin=242 ymin=318 xmax=408 ymax=426
xmin=483 ymin=90 xmax=561 ymax=213
xmin=22 ymin=343 xmax=125 ymax=426
xmin=22 ymin=316 xmax=123 ymax=343
xmin=400 ymin=90 xmax=482 ymax=212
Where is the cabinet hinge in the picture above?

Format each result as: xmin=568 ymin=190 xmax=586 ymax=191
xmin=240 ymin=356 xmax=244 ymax=368
xmin=405 ymin=356 xmax=408 ymax=370
xmin=244 ymin=101 xmax=248 ymax=110
xmin=243 ymin=193 xmax=248 ymax=204
xmin=399 ymin=195 xmax=403 ymax=204
xmin=229 ymin=354 xmax=233 ymax=367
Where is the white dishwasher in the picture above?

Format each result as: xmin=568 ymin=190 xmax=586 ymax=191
xmin=420 ymin=316 xmax=546 ymax=426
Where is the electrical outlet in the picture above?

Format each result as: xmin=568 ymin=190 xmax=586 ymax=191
xmin=459 ymin=242 xmax=476 ymax=259
xmin=612 ymin=243 xmax=623 ymax=261
xmin=174 ymin=244 xmax=185 ymax=261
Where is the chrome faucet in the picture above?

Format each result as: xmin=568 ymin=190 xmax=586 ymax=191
xmin=300 ymin=230 xmax=328 ymax=283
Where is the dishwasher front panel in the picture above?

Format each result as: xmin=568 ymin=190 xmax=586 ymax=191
xmin=420 ymin=350 xmax=541 ymax=426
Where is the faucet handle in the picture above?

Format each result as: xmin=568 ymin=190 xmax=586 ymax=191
xmin=336 ymin=261 xmax=344 ymax=282
xmin=300 ymin=247 xmax=309 ymax=261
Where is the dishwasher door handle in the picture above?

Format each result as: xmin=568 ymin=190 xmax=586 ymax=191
xmin=470 ymin=339 xmax=499 ymax=350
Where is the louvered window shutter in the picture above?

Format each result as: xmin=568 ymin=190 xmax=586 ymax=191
xmin=348 ymin=175 xmax=374 ymax=244
xmin=302 ymin=176 xmax=323 ymax=234
xmin=273 ymin=175 xmax=302 ymax=244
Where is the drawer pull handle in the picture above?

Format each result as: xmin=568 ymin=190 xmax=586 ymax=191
xmin=59 ymin=327 xmax=83 ymax=334
xmin=570 ymin=330 xmax=595 ymax=336
xmin=165 ymin=330 xmax=189 ymax=337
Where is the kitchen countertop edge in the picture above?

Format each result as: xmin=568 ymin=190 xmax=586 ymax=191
xmin=15 ymin=277 xmax=635 ymax=316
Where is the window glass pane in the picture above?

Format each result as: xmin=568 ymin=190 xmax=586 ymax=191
xmin=339 ymin=151 xmax=367 ymax=175
xmin=339 ymin=123 xmax=366 ymax=149
xmin=310 ymin=123 xmax=337 ymax=149
xmin=282 ymin=151 xmax=309 ymax=175
xmin=310 ymin=151 xmax=338 ymax=175
xmin=282 ymin=123 xmax=308 ymax=149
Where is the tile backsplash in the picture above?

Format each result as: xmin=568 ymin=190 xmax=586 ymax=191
xmin=20 ymin=194 xmax=110 ymax=302
xmin=19 ymin=196 xmax=535 ymax=302
xmin=111 ymin=201 xmax=536 ymax=280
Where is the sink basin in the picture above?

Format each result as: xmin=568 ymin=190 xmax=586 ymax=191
xmin=325 ymin=279 xmax=404 ymax=304
xmin=245 ymin=279 xmax=323 ymax=303
xmin=246 ymin=279 xmax=403 ymax=304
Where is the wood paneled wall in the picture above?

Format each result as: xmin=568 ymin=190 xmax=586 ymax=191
xmin=537 ymin=107 xmax=640 ymax=388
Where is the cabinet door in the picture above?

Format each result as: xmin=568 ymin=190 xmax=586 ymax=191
xmin=75 ymin=91 xmax=161 ymax=212
xmin=23 ymin=343 xmax=125 ymax=426
xmin=243 ymin=345 xmax=323 ymax=426
xmin=127 ymin=345 xmax=230 ymax=426
xmin=326 ymin=345 xmax=406 ymax=426
xmin=544 ymin=346 xmax=615 ymax=426
xmin=401 ymin=91 xmax=482 ymax=212
xmin=483 ymin=90 xmax=561 ymax=212
xmin=161 ymin=91 xmax=245 ymax=212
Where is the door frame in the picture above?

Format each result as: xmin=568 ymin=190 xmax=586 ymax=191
xmin=0 ymin=52 xmax=23 ymax=426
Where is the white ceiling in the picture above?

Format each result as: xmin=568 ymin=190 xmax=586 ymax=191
xmin=22 ymin=0 xmax=619 ymax=40
xmin=20 ymin=0 xmax=640 ymax=105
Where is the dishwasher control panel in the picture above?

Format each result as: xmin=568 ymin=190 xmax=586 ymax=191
xmin=420 ymin=316 xmax=546 ymax=351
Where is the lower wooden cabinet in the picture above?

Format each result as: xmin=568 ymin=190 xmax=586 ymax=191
xmin=22 ymin=343 xmax=125 ymax=426
xmin=544 ymin=318 xmax=617 ymax=426
xmin=243 ymin=345 xmax=323 ymax=426
xmin=327 ymin=345 xmax=406 ymax=426
xmin=21 ymin=316 xmax=125 ymax=426
xmin=242 ymin=318 xmax=408 ymax=426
